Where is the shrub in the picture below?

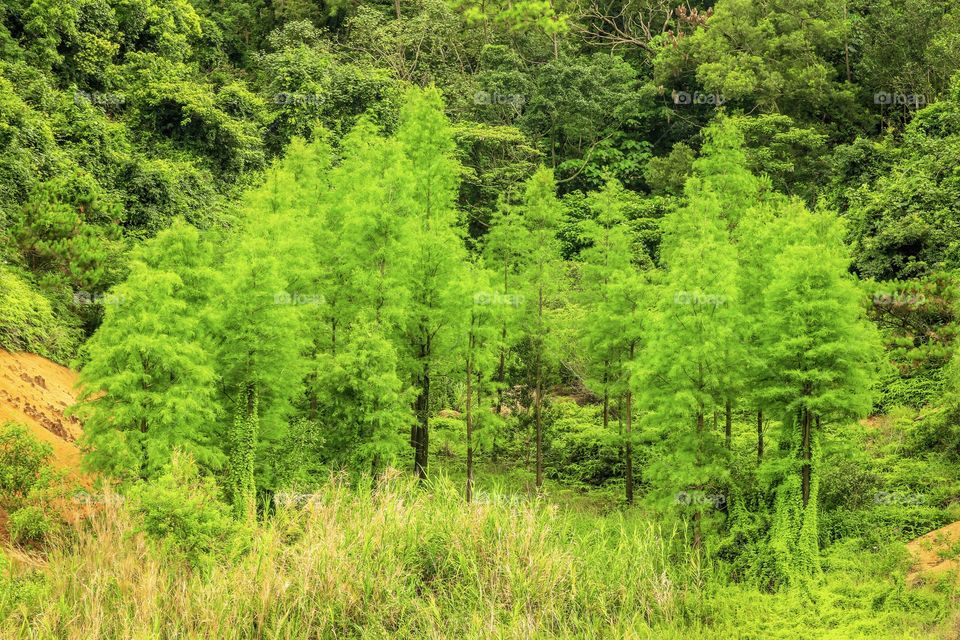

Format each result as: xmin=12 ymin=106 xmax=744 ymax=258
xmin=9 ymin=505 xmax=53 ymax=547
xmin=545 ymin=401 xmax=622 ymax=487
xmin=0 ymin=422 xmax=53 ymax=508
xmin=0 ymin=267 xmax=77 ymax=360
xmin=128 ymin=451 xmax=245 ymax=570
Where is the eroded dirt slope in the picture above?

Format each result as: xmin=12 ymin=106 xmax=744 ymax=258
xmin=0 ymin=349 xmax=82 ymax=469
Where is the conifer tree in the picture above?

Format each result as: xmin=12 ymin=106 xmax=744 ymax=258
xmin=482 ymin=202 xmax=530 ymax=458
xmin=308 ymin=119 xmax=413 ymax=470
xmin=73 ymin=220 xmax=221 ymax=481
xmin=637 ymin=175 xmax=742 ymax=548
xmin=519 ymin=167 xmax=564 ymax=488
xmin=456 ymin=260 xmax=499 ymax=501
xmin=394 ymin=86 xmax=466 ymax=480
xmin=578 ymin=178 xmax=648 ymax=502
xmin=216 ymin=159 xmax=312 ymax=519
xmin=761 ymin=205 xmax=880 ymax=581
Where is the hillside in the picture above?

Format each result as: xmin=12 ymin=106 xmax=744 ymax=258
xmin=0 ymin=349 xmax=82 ymax=470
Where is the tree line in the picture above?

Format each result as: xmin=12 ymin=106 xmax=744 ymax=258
xmin=73 ymin=86 xmax=881 ymax=585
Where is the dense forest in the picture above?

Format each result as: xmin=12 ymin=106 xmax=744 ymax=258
xmin=3 ymin=0 xmax=960 ymax=637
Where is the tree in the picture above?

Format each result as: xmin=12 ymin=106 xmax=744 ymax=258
xmin=73 ymin=220 xmax=221 ymax=481
xmin=637 ymin=173 xmax=741 ymax=548
xmin=482 ymin=200 xmax=530 ymax=432
xmin=519 ymin=166 xmax=565 ymax=488
xmin=455 ymin=260 xmax=499 ymax=501
xmin=215 ymin=159 xmax=312 ymax=519
xmin=578 ymin=177 xmax=648 ymax=502
xmin=760 ymin=204 xmax=881 ymax=583
xmin=394 ymin=86 xmax=466 ymax=481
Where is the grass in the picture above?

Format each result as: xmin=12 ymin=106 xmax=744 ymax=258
xmin=1 ymin=471 xmax=958 ymax=639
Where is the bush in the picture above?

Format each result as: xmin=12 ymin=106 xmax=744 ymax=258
xmin=0 ymin=422 xmax=53 ymax=508
xmin=9 ymin=505 xmax=53 ymax=547
xmin=0 ymin=268 xmax=77 ymax=360
xmin=545 ymin=401 xmax=622 ymax=487
xmin=129 ymin=451 xmax=245 ymax=570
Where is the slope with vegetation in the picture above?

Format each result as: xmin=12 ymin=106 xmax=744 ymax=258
xmin=2 ymin=0 xmax=960 ymax=637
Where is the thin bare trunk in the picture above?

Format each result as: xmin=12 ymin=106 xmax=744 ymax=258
xmin=801 ymin=408 xmax=812 ymax=506
xmin=465 ymin=333 xmax=474 ymax=502
xmin=757 ymin=408 xmax=764 ymax=462
xmin=725 ymin=399 xmax=732 ymax=450
xmin=625 ymin=346 xmax=635 ymax=504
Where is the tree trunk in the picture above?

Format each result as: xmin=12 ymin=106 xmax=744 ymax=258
xmin=465 ymin=336 xmax=474 ymax=502
xmin=534 ymin=366 xmax=543 ymax=488
xmin=534 ymin=284 xmax=544 ymax=488
xmin=801 ymin=408 xmax=812 ymax=506
xmin=413 ymin=348 xmax=431 ymax=481
xmin=625 ymin=344 xmax=635 ymax=504
xmin=602 ymin=366 xmax=609 ymax=430
xmin=725 ymin=399 xmax=732 ymax=450
xmin=757 ymin=408 xmax=764 ymax=462
xmin=693 ymin=409 xmax=704 ymax=550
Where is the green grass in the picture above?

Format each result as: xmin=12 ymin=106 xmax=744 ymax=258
xmin=1 ymin=471 xmax=957 ymax=639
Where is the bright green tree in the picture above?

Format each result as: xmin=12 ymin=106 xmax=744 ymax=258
xmin=519 ymin=166 xmax=565 ymax=488
xmin=578 ymin=177 xmax=648 ymax=502
xmin=73 ymin=220 xmax=221 ymax=481
xmin=760 ymin=205 xmax=881 ymax=583
xmin=637 ymin=174 xmax=742 ymax=549
xmin=394 ymin=86 xmax=466 ymax=480
xmin=215 ymin=160 xmax=312 ymax=519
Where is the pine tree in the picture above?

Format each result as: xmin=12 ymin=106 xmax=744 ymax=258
xmin=637 ymin=175 xmax=742 ymax=549
xmin=73 ymin=219 xmax=221 ymax=481
xmin=394 ymin=86 xmax=466 ymax=481
xmin=761 ymin=204 xmax=881 ymax=582
xmin=519 ymin=167 xmax=564 ymax=489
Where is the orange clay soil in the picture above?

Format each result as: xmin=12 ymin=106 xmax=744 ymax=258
xmin=0 ymin=349 xmax=91 ymax=542
xmin=907 ymin=520 xmax=960 ymax=586
xmin=0 ymin=349 xmax=87 ymax=475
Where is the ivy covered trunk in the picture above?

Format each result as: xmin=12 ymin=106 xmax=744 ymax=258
xmin=229 ymin=382 xmax=258 ymax=522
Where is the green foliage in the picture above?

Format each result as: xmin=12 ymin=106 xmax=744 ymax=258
xmin=0 ymin=268 xmax=77 ymax=360
xmin=129 ymin=451 xmax=244 ymax=570
xmin=73 ymin=220 xmax=222 ymax=481
xmin=0 ymin=422 xmax=53 ymax=506
xmin=9 ymin=505 xmax=54 ymax=548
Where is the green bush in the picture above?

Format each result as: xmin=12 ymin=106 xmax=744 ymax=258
xmin=0 ymin=422 xmax=53 ymax=508
xmin=129 ymin=451 xmax=246 ymax=571
xmin=0 ymin=268 xmax=77 ymax=360
xmin=0 ymin=550 xmax=47 ymax=623
xmin=545 ymin=401 xmax=622 ymax=487
xmin=9 ymin=505 xmax=53 ymax=547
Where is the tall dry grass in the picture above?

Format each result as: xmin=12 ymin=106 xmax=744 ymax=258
xmin=2 ymin=472 xmax=704 ymax=639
